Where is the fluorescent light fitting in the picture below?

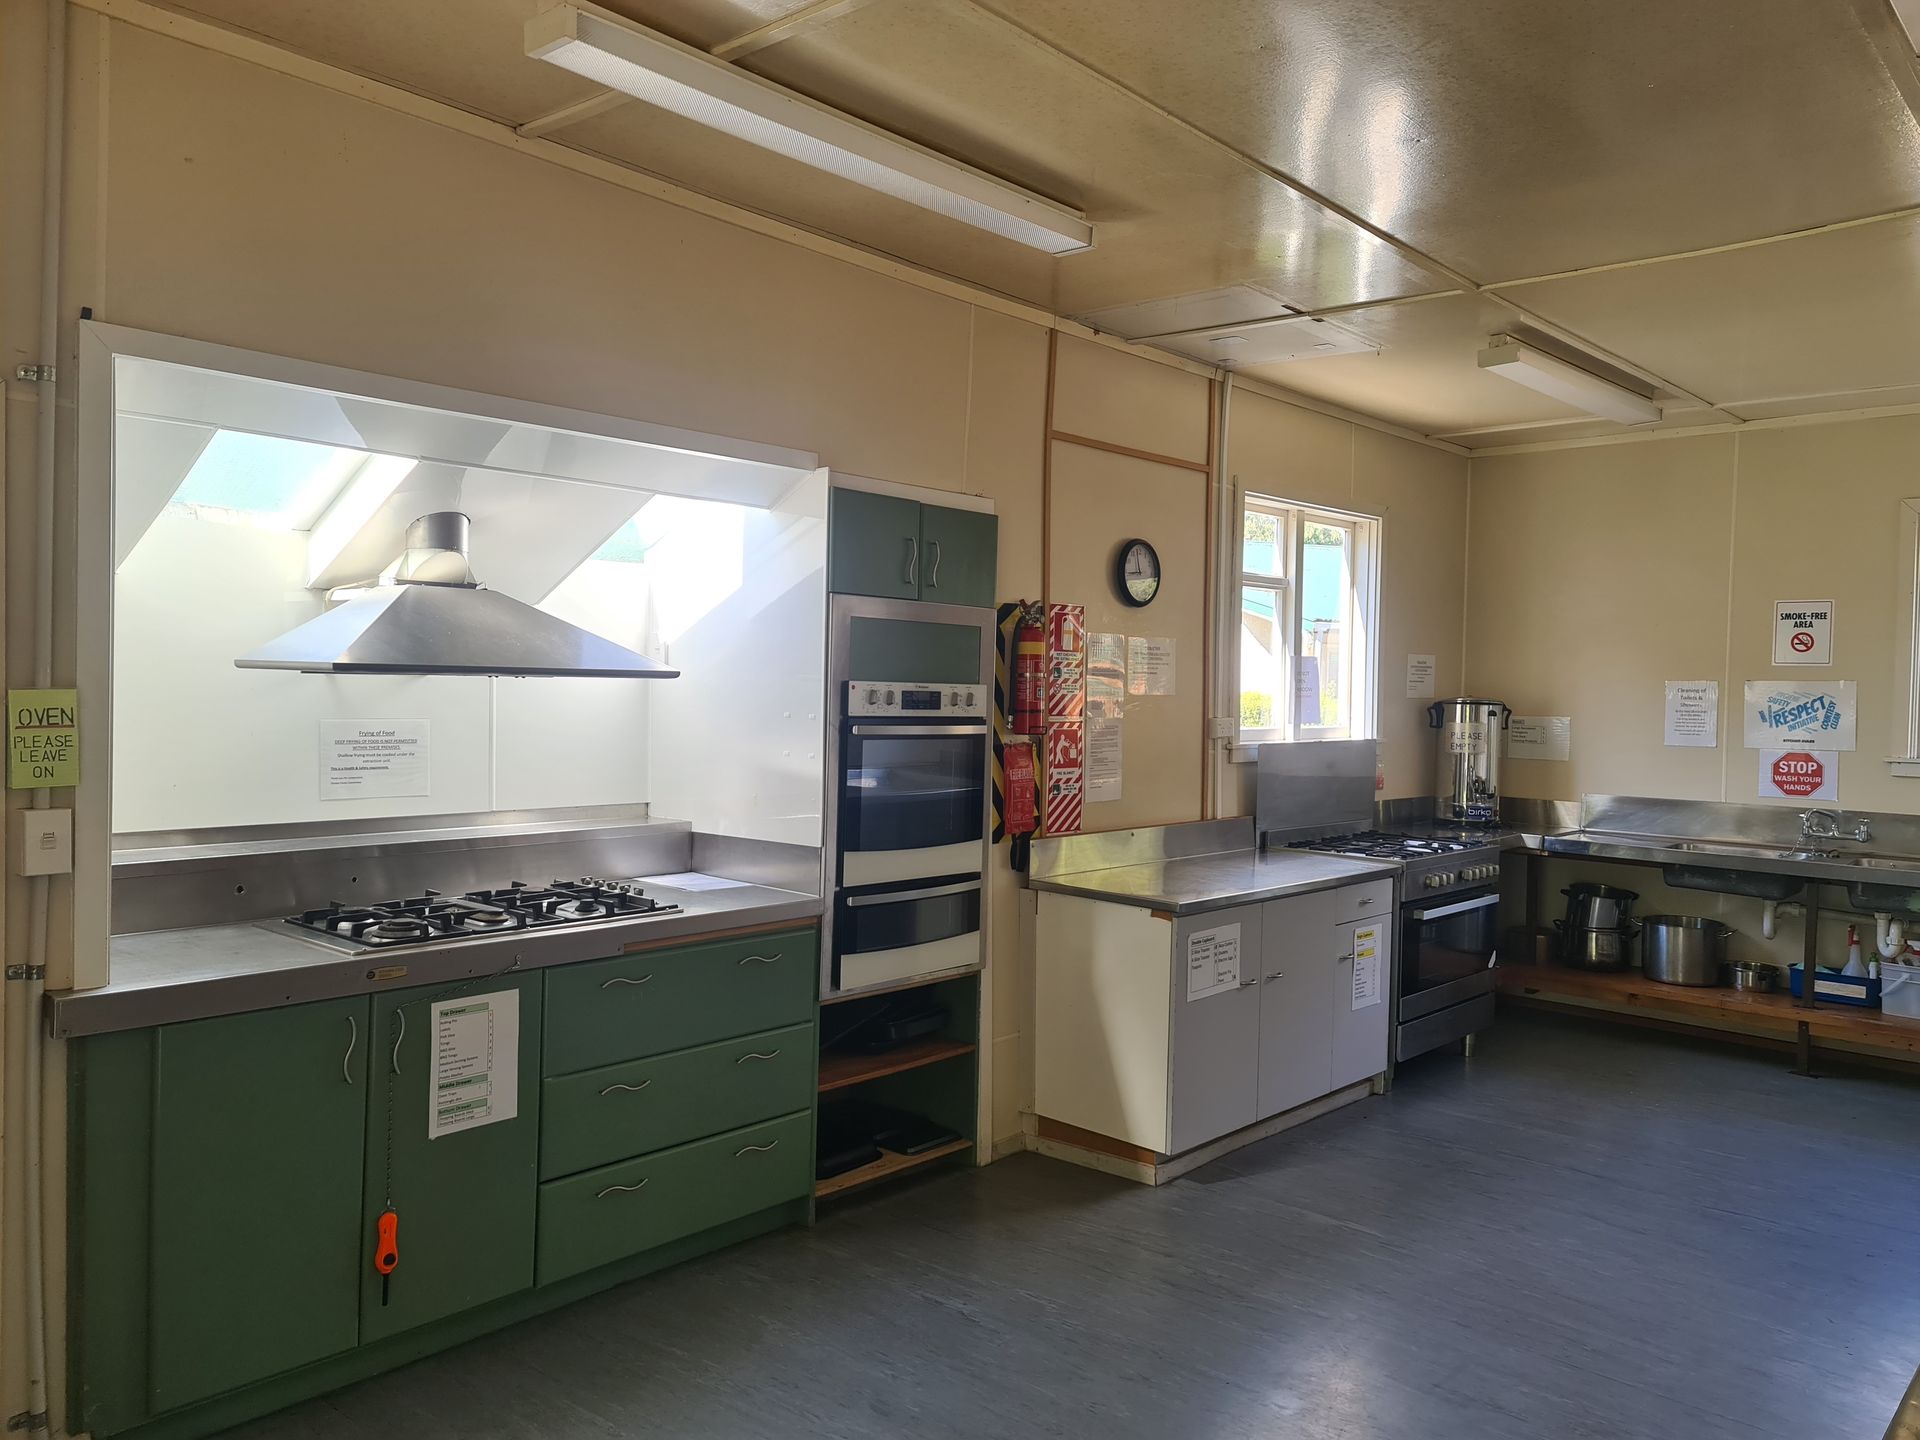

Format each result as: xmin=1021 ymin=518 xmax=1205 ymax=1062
xmin=1476 ymin=337 xmax=1661 ymax=424
xmin=525 ymin=5 xmax=1093 ymax=255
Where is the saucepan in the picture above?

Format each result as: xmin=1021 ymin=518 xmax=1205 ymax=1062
xmin=1641 ymin=915 xmax=1732 ymax=987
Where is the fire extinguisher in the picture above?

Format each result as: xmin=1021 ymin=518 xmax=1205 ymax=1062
xmin=1011 ymin=603 xmax=1045 ymax=736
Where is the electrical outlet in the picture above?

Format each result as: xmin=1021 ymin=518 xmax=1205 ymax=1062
xmin=15 ymin=808 xmax=72 ymax=876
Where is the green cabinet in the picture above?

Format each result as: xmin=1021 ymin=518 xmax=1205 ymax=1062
xmin=148 ymin=996 xmax=369 ymax=1412
xmin=830 ymin=488 xmax=998 ymax=608
xmin=359 ymin=973 xmax=543 ymax=1343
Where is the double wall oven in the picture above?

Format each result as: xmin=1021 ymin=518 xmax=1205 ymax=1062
xmin=825 ymin=595 xmax=996 ymax=997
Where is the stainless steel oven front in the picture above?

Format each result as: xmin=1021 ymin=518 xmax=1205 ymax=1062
xmin=823 ymin=594 xmax=996 ymax=999
xmin=1396 ymin=884 xmax=1500 ymax=1061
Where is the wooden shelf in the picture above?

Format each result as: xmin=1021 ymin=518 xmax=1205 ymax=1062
xmin=1496 ymin=963 xmax=1920 ymax=1058
xmin=815 ymin=1138 xmax=972 ymax=1199
xmin=817 ymin=1039 xmax=977 ymax=1093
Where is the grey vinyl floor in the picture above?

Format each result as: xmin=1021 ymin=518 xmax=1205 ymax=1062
xmin=223 ymin=1013 xmax=1920 ymax=1439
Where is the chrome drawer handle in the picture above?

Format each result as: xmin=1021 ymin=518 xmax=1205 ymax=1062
xmin=341 ymin=1015 xmax=357 ymax=1085
xmin=735 ymin=1050 xmax=781 ymax=1064
xmin=595 ymin=1180 xmax=649 ymax=1198
xmin=737 ymin=953 xmax=782 ymax=965
xmin=1264 ymin=971 xmax=1285 ymax=983
xmin=734 ymin=1141 xmax=780 ymax=1156
xmin=599 ymin=1080 xmax=652 ymax=1096
xmin=601 ymin=974 xmax=652 ymax=988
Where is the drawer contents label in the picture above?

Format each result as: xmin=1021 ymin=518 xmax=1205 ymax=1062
xmin=429 ymin=989 xmax=519 ymax=1139
xmin=1187 ymin=924 xmax=1242 ymax=1001
xmin=1351 ymin=925 xmax=1382 ymax=1010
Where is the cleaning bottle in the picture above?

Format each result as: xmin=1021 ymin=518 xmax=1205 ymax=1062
xmin=1842 ymin=923 xmax=1870 ymax=979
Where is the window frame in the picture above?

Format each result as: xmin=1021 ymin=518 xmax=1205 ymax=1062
xmin=1232 ymin=492 xmax=1381 ymax=751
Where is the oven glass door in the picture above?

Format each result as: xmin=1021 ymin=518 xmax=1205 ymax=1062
xmin=838 ymin=722 xmax=987 ymax=886
xmin=835 ymin=878 xmax=983 ymax=992
xmin=1400 ymin=887 xmax=1500 ymax=1018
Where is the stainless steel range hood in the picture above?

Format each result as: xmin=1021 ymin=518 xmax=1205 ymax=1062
xmin=234 ymin=512 xmax=679 ymax=678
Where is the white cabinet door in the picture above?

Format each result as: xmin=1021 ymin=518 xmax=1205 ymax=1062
xmin=1168 ymin=905 xmax=1262 ymax=1153
xmin=1330 ymin=912 xmax=1393 ymax=1091
xmin=1256 ymin=892 xmax=1336 ymax=1120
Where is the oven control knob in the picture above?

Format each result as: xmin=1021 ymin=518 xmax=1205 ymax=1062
xmin=950 ymin=690 xmax=962 ymax=706
xmin=865 ymin=687 xmax=880 ymax=706
xmin=884 ymin=688 xmax=895 ymax=705
xmin=964 ymin=690 xmax=976 ymax=708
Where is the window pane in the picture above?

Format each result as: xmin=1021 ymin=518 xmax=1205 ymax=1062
xmin=1299 ymin=523 xmax=1349 ymax=730
xmin=1239 ymin=584 xmax=1286 ymax=732
xmin=1242 ymin=508 xmax=1283 ymax=578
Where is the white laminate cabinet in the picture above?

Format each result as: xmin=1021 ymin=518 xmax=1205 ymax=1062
xmin=1035 ymin=876 xmax=1397 ymax=1162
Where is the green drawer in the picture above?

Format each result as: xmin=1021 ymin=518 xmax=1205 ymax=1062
xmin=540 ymin=1022 xmax=815 ymax=1180
xmin=536 ymin=1111 xmax=813 ymax=1285
xmin=544 ymin=927 xmax=817 ymax=1076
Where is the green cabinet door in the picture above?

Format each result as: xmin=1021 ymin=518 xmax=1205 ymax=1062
xmin=149 ymin=996 xmax=369 ymax=1412
xmin=829 ymin=487 xmax=921 ymax=599
xmin=360 ymin=973 xmax=543 ymax=1343
xmin=918 ymin=504 xmax=998 ymax=608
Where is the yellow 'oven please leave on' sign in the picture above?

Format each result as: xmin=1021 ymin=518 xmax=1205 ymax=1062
xmin=8 ymin=689 xmax=78 ymax=788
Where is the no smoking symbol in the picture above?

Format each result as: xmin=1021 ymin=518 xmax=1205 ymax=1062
xmin=1790 ymin=631 xmax=1816 ymax=654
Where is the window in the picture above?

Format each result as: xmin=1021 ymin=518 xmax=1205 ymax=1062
xmin=1237 ymin=495 xmax=1379 ymax=745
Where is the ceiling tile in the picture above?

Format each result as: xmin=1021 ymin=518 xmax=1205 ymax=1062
xmin=1728 ymin=385 xmax=1920 ymax=421
xmin=1228 ymin=295 xmax=1594 ymax=435
xmin=156 ymin=0 xmax=600 ymax=124
xmin=593 ymin=0 xmax=849 ymax=52
xmin=1439 ymin=406 xmax=1738 ymax=450
xmin=728 ymin=0 xmax=1450 ymax=313
xmin=979 ymin=0 xmax=1920 ymax=281
xmin=1507 ymin=215 xmax=1920 ymax=408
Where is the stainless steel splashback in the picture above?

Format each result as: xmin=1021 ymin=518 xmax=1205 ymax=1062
xmin=1581 ymin=794 xmax=1920 ymax=855
xmin=1030 ymin=818 xmax=1252 ymax=880
xmin=1255 ymin=739 xmax=1377 ymax=845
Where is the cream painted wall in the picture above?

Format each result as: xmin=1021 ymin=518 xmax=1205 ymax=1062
xmin=1467 ymin=415 xmax=1920 ymax=813
xmin=1225 ymin=387 xmax=1472 ymax=813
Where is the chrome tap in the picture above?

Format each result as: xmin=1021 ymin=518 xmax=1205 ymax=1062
xmin=1800 ymin=809 xmax=1872 ymax=843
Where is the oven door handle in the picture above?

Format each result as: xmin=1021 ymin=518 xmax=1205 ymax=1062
xmin=1408 ymin=892 xmax=1501 ymax=922
xmin=845 ymin=878 xmax=983 ymax=908
xmin=847 ymin=723 xmax=986 ymax=738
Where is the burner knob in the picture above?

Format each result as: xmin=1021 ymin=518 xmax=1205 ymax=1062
xmin=1424 ymin=874 xmax=1443 ymax=889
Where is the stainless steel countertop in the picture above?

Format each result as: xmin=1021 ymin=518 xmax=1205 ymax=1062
xmin=1030 ymin=847 xmax=1399 ymax=916
xmin=1537 ymin=830 xmax=1920 ymax=891
xmin=50 ymin=874 xmax=822 ymax=1038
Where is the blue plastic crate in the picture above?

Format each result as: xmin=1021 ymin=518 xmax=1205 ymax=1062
xmin=1788 ymin=964 xmax=1881 ymax=1007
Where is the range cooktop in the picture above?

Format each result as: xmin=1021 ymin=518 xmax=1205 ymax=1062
xmin=283 ymin=877 xmax=682 ymax=952
xmin=1289 ymin=830 xmax=1484 ymax=861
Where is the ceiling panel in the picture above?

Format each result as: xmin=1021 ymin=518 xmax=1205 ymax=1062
xmin=1508 ymin=215 xmax=1920 ymax=407
xmin=1436 ymin=406 xmax=1738 ymax=451
xmin=977 ymin=0 xmax=1920 ymax=282
xmin=589 ymin=0 xmax=848 ymax=52
xmin=156 ymin=0 xmax=605 ymax=124
xmin=727 ymin=0 xmax=1450 ymax=314
xmin=1227 ymin=295 xmax=1596 ymax=435
xmin=1729 ymin=384 xmax=1920 ymax=421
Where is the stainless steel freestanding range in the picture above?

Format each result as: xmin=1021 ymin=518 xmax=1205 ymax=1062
xmin=823 ymin=594 xmax=996 ymax=999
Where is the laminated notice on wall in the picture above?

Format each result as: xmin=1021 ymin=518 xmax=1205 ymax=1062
xmin=1087 ymin=716 xmax=1122 ymax=803
xmin=1743 ymin=681 xmax=1856 ymax=751
xmin=1507 ymin=716 xmax=1571 ymax=762
xmin=429 ymin=989 xmax=519 ymax=1139
xmin=1046 ymin=605 xmax=1086 ymax=719
xmin=1664 ymin=681 xmax=1719 ymax=748
xmin=321 ymin=719 xmax=430 ymax=800
xmin=1187 ymin=924 xmax=1242 ymax=1001
xmin=1351 ymin=924 xmax=1382 ymax=1010
xmin=1405 ymin=655 xmax=1436 ymax=699
xmin=1126 ymin=636 xmax=1176 ymax=696
xmin=1044 ymin=721 xmax=1084 ymax=835
xmin=1087 ymin=632 xmax=1127 ymax=719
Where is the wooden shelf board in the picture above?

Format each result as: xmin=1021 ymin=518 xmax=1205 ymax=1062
xmin=817 ymin=1039 xmax=977 ymax=1093
xmin=1496 ymin=963 xmax=1920 ymax=1056
xmin=814 ymin=1138 xmax=971 ymax=1199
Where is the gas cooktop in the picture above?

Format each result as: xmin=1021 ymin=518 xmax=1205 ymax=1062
xmin=1289 ymin=830 xmax=1487 ymax=861
xmin=283 ymin=877 xmax=682 ymax=952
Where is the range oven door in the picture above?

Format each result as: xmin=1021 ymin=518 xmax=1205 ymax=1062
xmin=1398 ymin=887 xmax=1500 ymax=1021
xmin=837 ymin=721 xmax=988 ymax=887
xmin=834 ymin=878 xmax=983 ymax=992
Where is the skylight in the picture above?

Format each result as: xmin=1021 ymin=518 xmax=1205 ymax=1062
xmin=168 ymin=431 xmax=368 ymax=531
xmin=589 ymin=517 xmax=650 ymax=564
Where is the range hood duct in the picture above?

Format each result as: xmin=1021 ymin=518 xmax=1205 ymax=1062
xmin=234 ymin=511 xmax=679 ymax=678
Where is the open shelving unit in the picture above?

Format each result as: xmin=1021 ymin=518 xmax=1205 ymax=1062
xmin=814 ymin=1138 xmax=973 ymax=1199
xmin=817 ymin=1037 xmax=978 ymax=1093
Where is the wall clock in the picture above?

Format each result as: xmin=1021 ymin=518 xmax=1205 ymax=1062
xmin=1115 ymin=538 xmax=1160 ymax=607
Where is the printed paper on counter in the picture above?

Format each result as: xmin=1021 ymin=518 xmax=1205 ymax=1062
xmin=641 ymin=872 xmax=750 ymax=892
xmin=1086 ymin=632 xmax=1127 ymax=719
xmin=1186 ymin=924 xmax=1242 ymax=1002
xmin=1405 ymin=654 xmax=1436 ymax=699
xmin=321 ymin=719 xmax=430 ymax=800
xmin=1743 ymin=681 xmax=1856 ymax=751
xmin=1087 ymin=715 xmax=1123 ymax=803
xmin=1772 ymin=600 xmax=1834 ymax=666
xmin=1351 ymin=924 xmax=1382 ymax=1010
xmin=1507 ymin=716 xmax=1571 ymax=763
xmin=1126 ymin=636 xmax=1176 ymax=696
xmin=429 ymin=989 xmax=519 ymax=1139
xmin=1663 ymin=681 xmax=1719 ymax=748
xmin=1759 ymin=748 xmax=1838 ymax=802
